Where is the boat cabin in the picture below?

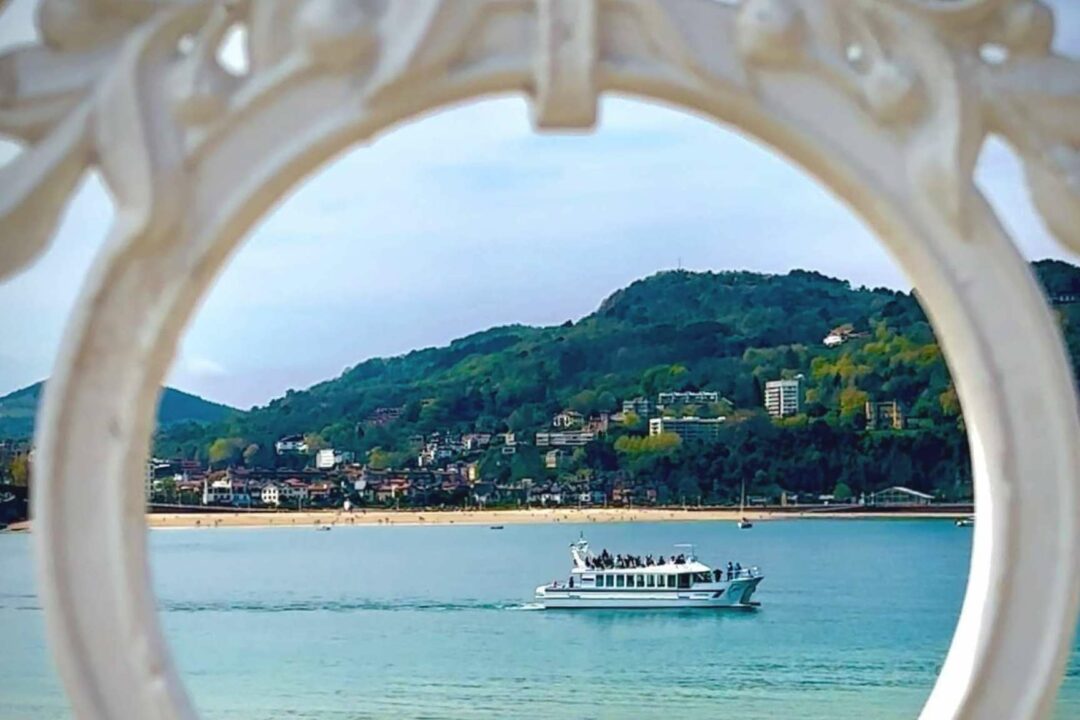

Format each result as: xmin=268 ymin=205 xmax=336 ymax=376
xmin=550 ymin=538 xmax=755 ymax=591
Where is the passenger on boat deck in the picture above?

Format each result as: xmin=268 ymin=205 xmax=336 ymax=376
xmin=727 ymin=561 xmax=734 ymax=580
xmin=735 ymin=562 xmax=742 ymax=576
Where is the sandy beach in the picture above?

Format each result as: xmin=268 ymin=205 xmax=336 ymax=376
xmin=4 ymin=506 xmax=974 ymax=532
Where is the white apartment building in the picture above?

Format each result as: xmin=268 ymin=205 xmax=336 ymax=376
xmin=535 ymin=431 xmax=596 ymax=447
xmin=648 ymin=416 xmax=725 ymax=442
xmin=656 ymin=391 xmax=719 ymax=407
xmin=621 ymin=396 xmax=655 ymax=418
xmin=764 ymin=376 xmax=804 ymax=418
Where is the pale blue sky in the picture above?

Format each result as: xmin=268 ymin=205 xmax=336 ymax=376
xmin=1 ymin=1 xmax=1078 ymax=409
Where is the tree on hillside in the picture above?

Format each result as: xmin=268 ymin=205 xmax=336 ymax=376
xmin=507 ymin=406 xmax=539 ymax=433
xmin=303 ymin=433 xmax=328 ymax=452
xmin=368 ymin=447 xmax=412 ymax=470
xmin=208 ymin=437 xmax=244 ymax=468
xmin=596 ymin=391 xmax=619 ymax=414
xmin=567 ymin=390 xmax=598 ymax=415
xmin=157 ymin=475 xmax=177 ymax=503
xmin=614 ymin=433 xmax=681 ymax=455
xmin=939 ymin=384 xmax=961 ymax=416
xmin=242 ymin=443 xmax=261 ymax=467
xmin=838 ymin=387 xmax=869 ymax=424
xmin=833 ymin=481 xmax=853 ymax=501
xmin=8 ymin=454 xmax=29 ymax=487
xmin=510 ymin=446 xmax=545 ymax=482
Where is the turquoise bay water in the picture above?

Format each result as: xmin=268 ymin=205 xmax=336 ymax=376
xmin=2 ymin=519 xmax=1079 ymax=719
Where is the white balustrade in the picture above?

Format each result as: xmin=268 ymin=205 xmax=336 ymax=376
xmin=0 ymin=1 xmax=1078 ymax=718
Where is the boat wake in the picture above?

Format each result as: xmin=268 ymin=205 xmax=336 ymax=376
xmin=162 ymin=598 xmax=531 ymax=614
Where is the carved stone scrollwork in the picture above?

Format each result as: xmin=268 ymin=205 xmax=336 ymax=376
xmin=0 ymin=1 xmax=1078 ymax=718
xmin=533 ymin=0 xmax=598 ymax=129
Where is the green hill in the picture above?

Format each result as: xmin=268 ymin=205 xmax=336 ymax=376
xmin=0 ymin=382 xmax=237 ymax=440
xmin=155 ymin=260 xmax=1080 ymax=476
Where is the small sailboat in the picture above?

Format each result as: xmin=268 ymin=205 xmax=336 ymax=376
xmin=737 ymin=478 xmax=753 ymax=529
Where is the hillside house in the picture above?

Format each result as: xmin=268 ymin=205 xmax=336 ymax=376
xmin=552 ymin=410 xmax=584 ymax=428
xmin=274 ymin=434 xmax=308 ymax=455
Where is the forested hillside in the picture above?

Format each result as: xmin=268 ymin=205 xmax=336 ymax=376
xmin=152 ymin=260 xmax=1079 ymax=501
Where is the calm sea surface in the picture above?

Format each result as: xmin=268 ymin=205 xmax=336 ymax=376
xmin=2 ymin=519 xmax=1078 ymax=719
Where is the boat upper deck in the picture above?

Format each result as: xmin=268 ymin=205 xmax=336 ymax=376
xmin=571 ymin=559 xmax=712 ymax=575
xmin=569 ymin=539 xmax=744 ymax=576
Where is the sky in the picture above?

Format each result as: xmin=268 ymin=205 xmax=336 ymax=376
xmin=1 ymin=1 xmax=1078 ymax=409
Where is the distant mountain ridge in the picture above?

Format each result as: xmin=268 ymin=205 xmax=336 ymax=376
xmin=0 ymin=382 xmax=237 ymax=440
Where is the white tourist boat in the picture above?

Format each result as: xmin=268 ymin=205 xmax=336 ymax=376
xmin=535 ymin=537 xmax=763 ymax=609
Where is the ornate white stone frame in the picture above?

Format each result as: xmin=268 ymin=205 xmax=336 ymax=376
xmin=1 ymin=0 xmax=1079 ymax=718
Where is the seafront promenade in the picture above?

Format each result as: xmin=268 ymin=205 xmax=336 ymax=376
xmin=4 ymin=505 xmax=975 ymax=532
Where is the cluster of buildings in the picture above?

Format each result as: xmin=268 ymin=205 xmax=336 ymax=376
xmin=145 ymin=460 xmax=343 ymax=509
xmin=470 ymin=474 xmax=658 ymax=508
xmin=622 ymin=383 xmax=811 ymax=433
xmin=621 ymin=391 xmax=727 ymax=442
xmin=535 ymin=410 xmax=609 ymax=448
xmin=144 ymin=360 xmax=924 ymax=511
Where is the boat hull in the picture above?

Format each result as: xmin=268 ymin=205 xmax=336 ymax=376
xmin=535 ymin=577 xmax=763 ymax=609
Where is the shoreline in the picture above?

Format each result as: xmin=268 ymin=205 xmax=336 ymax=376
xmin=3 ymin=507 xmax=974 ymax=532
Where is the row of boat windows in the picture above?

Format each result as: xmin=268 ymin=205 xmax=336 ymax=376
xmin=589 ymin=572 xmax=713 ymax=589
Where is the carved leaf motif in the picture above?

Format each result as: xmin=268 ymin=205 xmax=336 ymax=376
xmin=0 ymin=44 xmax=111 ymax=142
xmin=0 ymin=105 xmax=91 ymax=281
xmin=985 ymin=55 xmax=1080 ymax=253
xmin=93 ymin=4 xmax=211 ymax=244
xmin=364 ymin=0 xmax=457 ymax=100
xmin=248 ymin=1 xmax=305 ymax=72
xmin=905 ymin=55 xmax=984 ymax=234
xmin=800 ymin=1 xmax=985 ymax=232
xmin=0 ymin=0 xmax=206 ymax=281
